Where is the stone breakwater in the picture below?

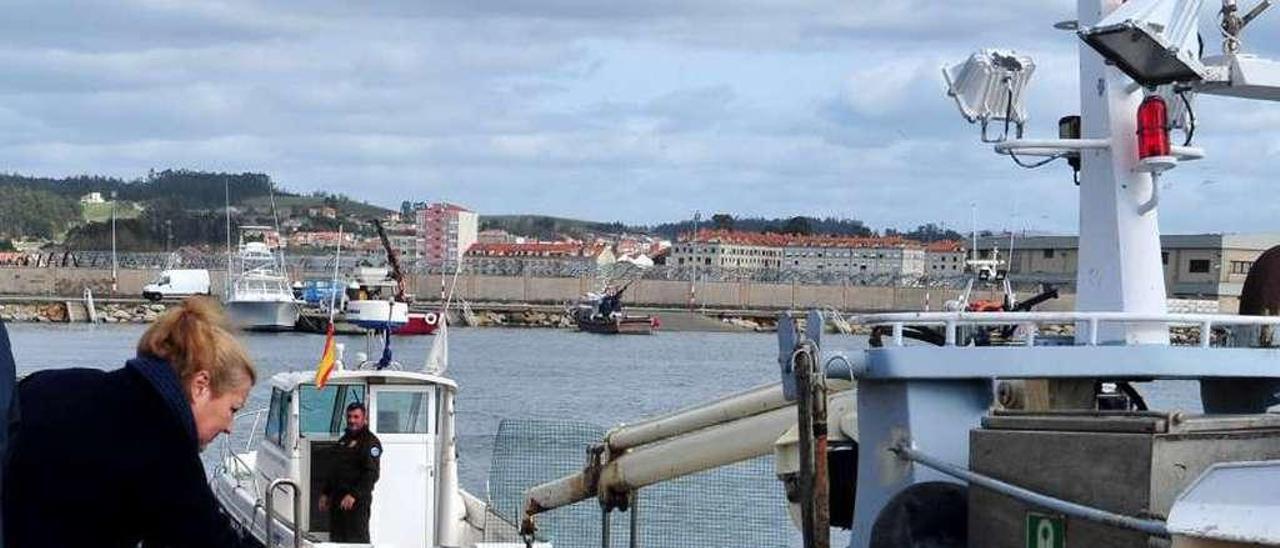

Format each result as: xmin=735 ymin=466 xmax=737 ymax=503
xmin=0 ymin=302 xmax=172 ymax=324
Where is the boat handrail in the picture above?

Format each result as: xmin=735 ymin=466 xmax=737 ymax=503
xmin=854 ymin=311 xmax=1280 ymax=347
xmin=237 ymin=407 xmax=270 ymax=453
xmin=265 ymin=478 xmax=302 ymax=548
xmin=214 ymin=408 xmax=270 ymax=495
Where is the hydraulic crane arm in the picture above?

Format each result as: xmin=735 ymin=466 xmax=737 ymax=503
xmin=370 ymin=219 xmax=407 ymax=302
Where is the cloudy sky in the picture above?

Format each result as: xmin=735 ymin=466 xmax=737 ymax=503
xmin=2 ymin=1 xmax=1278 ymax=233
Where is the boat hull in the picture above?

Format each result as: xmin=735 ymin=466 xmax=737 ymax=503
xmin=394 ymin=312 xmax=441 ymax=335
xmin=346 ymin=300 xmax=410 ymax=331
xmin=576 ymin=315 xmax=656 ymax=335
xmin=227 ymin=300 xmax=299 ymax=332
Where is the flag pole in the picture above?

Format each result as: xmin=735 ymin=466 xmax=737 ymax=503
xmin=329 ymin=225 xmax=343 ymax=323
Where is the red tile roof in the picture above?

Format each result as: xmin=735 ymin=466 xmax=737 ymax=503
xmin=682 ymin=229 xmax=924 ymax=249
xmin=466 ymin=241 xmax=604 ymax=257
xmin=925 ymin=240 xmax=966 ymax=252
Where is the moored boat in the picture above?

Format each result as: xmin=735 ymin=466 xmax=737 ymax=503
xmin=211 ymin=360 xmax=545 ymax=547
xmin=226 ymin=227 xmax=300 ymax=331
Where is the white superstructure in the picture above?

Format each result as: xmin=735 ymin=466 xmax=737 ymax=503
xmin=226 ymin=226 xmax=300 ymax=331
xmin=212 ymin=364 xmax=540 ymax=547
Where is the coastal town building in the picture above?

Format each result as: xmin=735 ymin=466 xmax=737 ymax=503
xmin=306 ymin=206 xmax=338 ymax=219
xmin=477 ymin=229 xmax=521 ymax=244
xmin=975 ymin=233 xmax=1280 ymax=300
xmin=416 ymin=203 xmax=479 ymax=268
xmin=464 ymin=241 xmax=615 ymax=274
xmin=387 ymin=231 xmax=421 ymax=260
xmin=286 ymin=230 xmax=357 ymax=249
xmin=670 ymin=230 xmax=928 ymax=276
xmin=670 ymin=231 xmax=785 ymax=270
xmin=925 ymin=240 xmax=968 ymax=275
xmin=782 ymin=237 xmax=925 ymax=275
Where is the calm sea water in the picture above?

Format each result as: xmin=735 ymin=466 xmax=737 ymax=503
xmin=5 ymin=324 xmax=801 ymax=490
xmin=4 ymin=323 xmax=1204 ymax=546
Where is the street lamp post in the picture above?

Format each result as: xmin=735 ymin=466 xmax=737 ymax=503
xmin=110 ymin=190 xmax=118 ymax=295
xmin=689 ymin=211 xmax=701 ymax=310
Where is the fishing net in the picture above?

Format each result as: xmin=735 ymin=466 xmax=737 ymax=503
xmin=485 ymin=418 xmax=796 ymax=547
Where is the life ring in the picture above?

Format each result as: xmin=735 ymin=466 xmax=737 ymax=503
xmin=423 ymin=312 xmax=439 ymax=325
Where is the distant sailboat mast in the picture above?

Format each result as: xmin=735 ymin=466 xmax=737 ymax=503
xmin=224 ymin=177 xmax=233 ymax=301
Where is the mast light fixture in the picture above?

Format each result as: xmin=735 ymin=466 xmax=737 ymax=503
xmin=942 ymin=49 xmax=1036 ymax=143
xmin=1078 ymin=0 xmax=1208 ymax=86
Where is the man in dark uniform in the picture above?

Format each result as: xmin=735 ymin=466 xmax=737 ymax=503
xmin=320 ymin=402 xmax=382 ymax=543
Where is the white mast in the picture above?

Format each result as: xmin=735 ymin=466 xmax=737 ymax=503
xmin=1074 ymin=0 xmax=1170 ymax=344
xmin=224 ymin=178 xmax=233 ymax=301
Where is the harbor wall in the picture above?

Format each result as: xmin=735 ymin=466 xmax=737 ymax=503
xmin=0 ymin=267 xmax=1089 ymax=312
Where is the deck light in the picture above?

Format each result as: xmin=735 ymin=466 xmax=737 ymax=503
xmin=943 ymin=49 xmax=1036 ymax=142
xmin=1078 ymin=0 xmax=1207 ymax=86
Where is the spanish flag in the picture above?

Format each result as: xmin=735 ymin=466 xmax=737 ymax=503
xmin=314 ymin=322 xmax=337 ymax=388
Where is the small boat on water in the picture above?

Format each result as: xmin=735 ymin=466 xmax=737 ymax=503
xmin=570 ymin=254 xmax=659 ymax=335
xmin=344 ymin=267 xmax=410 ymax=332
xmin=226 ymin=226 xmax=300 ymax=331
xmin=294 ymin=269 xmax=442 ymax=336
xmin=211 ymin=359 xmax=541 ymax=547
xmin=569 ymin=284 xmax=657 ymax=335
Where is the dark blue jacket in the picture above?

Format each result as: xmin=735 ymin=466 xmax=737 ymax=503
xmin=0 ymin=321 xmax=14 ymax=548
xmin=3 ymin=355 xmax=258 ymax=547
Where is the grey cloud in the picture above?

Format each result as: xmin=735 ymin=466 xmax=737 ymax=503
xmin=0 ymin=1 xmax=1278 ymax=232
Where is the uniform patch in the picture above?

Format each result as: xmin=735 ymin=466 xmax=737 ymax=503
xmin=370 ymin=446 xmax=381 ymax=458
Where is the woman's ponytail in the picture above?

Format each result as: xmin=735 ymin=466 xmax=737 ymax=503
xmin=137 ymin=296 xmax=256 ymax=395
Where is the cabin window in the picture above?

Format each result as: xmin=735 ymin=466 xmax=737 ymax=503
xmin=265 ymin=388 xmax=290 ymax=447
xmin=376 ymin=391 xmax=431 ymax=434
xmin=299 ymin=384 xmax=367 ymax=437
xmin=1189 ymin=259 xmax=1211 ymax=274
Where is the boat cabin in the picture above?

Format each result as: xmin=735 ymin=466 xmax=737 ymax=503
xmin=215 ymin=368 xmax=465 ymax=546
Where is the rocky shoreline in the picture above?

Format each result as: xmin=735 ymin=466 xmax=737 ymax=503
xmin=0 ymin=302 xmax=172 ymax=324
xmin=0 ymin=302 xmax=1221 ymax=342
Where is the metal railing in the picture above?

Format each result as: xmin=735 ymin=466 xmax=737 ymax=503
xmin=855 ymin=311 xmax=1280 ymax=348
xmin=215 ymin=408 xmax=269 ymax=492
xmin=265 ymin=478 xmax=303 ymax=548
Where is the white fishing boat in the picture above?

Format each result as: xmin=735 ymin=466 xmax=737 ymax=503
xmin=344 ymin=267 xmax=410 ymax=332
xmin=518 ymin=2 xmax=1280 ymax=548
xmin=227 ymin=226 xmax=300 ymax=331
xmin=211 ymin=353 xmax=543 ymax=547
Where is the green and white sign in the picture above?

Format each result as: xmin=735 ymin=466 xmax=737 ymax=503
xmin=1026 ymin=513 xmax=1065 ymax=548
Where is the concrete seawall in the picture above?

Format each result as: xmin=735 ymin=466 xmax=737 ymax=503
xmin=0 ymin=266 xmax=1078 ymax=312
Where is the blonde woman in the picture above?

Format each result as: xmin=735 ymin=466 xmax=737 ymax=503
xmin=4 ymin=297 xmax=259 ymax=547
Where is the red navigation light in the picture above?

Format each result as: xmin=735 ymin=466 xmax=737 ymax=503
xmin=1136 ymin=95 xmax=1171 ymax=160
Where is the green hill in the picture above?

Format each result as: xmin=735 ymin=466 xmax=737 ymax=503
xmin=81 ymin=201 xmax=144 ymax=223
xmin=0 ymin=186 xmax=82 ymax=240
xmin=480 ymin=215 xmax=633 ymax=240
xmin=1 ymin=170 xmax=394 ymax=250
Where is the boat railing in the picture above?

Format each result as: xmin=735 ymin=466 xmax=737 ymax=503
xmin=215 ymin=408 xmax=269 ymax=493
xmin=854 ymin=311 xmax=1280 ymax=348
xmin=265 ymin=478 xmax=303 ymax=548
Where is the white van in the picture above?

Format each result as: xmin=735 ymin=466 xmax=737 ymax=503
xmin=142 ymin=269 xmax=212 ymax=301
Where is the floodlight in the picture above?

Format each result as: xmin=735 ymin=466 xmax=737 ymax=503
xmin=943 ymin=49 xmax=1036 ymax=142
xmin=1078 ymin=0 xmax=1207 ymax=86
